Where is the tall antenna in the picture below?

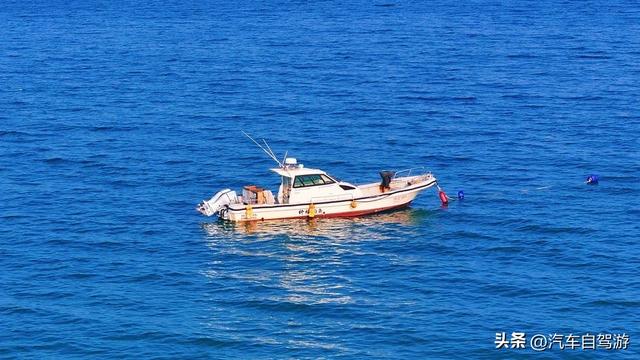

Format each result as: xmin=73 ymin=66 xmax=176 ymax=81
xmin=262 ymin=139 xmax=278 ymax=161
xmin=241 ymin=131 xmax=283 ymax=167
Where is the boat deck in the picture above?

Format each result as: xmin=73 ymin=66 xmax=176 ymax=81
xmin=359 ymin=174 xmax=431 ymax=197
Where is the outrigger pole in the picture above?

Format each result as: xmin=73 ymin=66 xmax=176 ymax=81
xmin=241 ymin=130 xmax=283 ymax=167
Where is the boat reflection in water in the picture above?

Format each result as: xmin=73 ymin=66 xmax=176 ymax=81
xmin=199 ymin=208 xmax=435 ymax=312
xmin=201 ymin=207 xmax=433 ymax=240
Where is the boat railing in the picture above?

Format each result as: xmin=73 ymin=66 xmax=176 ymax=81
xmin=393 ymin=166 xmax=429 ymax=179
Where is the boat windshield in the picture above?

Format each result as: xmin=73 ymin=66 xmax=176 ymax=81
xmin=293 ymin=174 xmax=335 ymax=188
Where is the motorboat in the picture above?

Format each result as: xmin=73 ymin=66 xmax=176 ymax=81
xmin=197 ymin=156 xmax=439 ymax=222
xmin=196 ymin=133 xmax=441 ymax=222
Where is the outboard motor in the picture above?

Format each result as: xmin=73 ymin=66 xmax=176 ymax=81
xmin=379 ymin=171 xmax=395 ymax=192
xmin=197 ymin=189 xmax=238 ymax=216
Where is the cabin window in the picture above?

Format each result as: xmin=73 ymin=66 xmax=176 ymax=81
xmin=321 ymin=174 xmax=335 ymax=184
xmin=302 ymin=176 xmax=316 ymax=186
xmin=293 ymin=174 xmax=336 ymax=188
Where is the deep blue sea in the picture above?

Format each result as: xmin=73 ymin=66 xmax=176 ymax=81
xmin=1 ymin=1 xmax=639 ymax=359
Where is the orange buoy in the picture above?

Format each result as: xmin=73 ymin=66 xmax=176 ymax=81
xmin=439 ymin=190 xmax=449 ymax=206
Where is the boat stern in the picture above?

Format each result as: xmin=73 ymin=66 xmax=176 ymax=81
xmin=196 ymin=189 xmax=238 ymax=217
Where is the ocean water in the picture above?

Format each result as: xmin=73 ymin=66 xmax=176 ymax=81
xmin=1 ymin=1 xmax=639 ymax=358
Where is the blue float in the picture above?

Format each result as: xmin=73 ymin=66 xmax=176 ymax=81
xmin=586 ymin=174 xmax=599 ymax=185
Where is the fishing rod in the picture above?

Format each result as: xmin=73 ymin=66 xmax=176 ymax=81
xmin=241 ymin=130 xmax=284 ymax=167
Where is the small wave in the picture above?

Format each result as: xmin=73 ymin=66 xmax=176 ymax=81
xmin=558 ymin=95 xmax=603 ymax=101
xmin=65 ymin=273 xmax=97 ymax=280
xmin=1 ymin=306 xmax=41 ymax=315
xmin=506 ymin=53 xmax=538 ymax=59
xmin=396 ymin=95 xmax=476 ymax=102
xmin=0 ymin=130 xmax=31 ymax=137
xmin=576 ymin=54 xmax=611 ymax=60
xmin=240 ymin=298 xmax=341 ymax=313
xmin=92 ymin=240 xmax=125 ymax=249
xmin=45 ymin=239 xmax=74 ymax=246
xmin=479 ymin=283 xmax=533 ymax=297
xmin=129 ymin=273 xmax=164 ymax=282
xmin=452 ymin=96 xmax=477 ymax=101
xmin=450 ymin=230 xmax=499 ymax=241
xmin=107 ymin=179 xmax=138 ymax=188
xmin=90 ymin=125 xmax=136 ymax=132
xmin=105 ymin=331 xmax=176 ymax=342
xmin=396 ymin=95 xmax=446 ymax=101
xmin=1 ymin=214 xmax=30 ymax=220
xmin=521 ymin=103 xmax=546 ymax=109
xmin=516 ymin=224 xmax=595 ymax=235
xmin=43 ymin=157 xmax=69 ymax=164
xmin=485 ymin=245 xmax=525 ymax=253
xmin=286 ymin=109 xmax=308 ymax=115
xmin=501 ymin=93 xmax=544 ymax=99
xmin=585 ymin=299 xmax=640 ymax=308
xmin=180 ymin=337 xmax=243 ymax=348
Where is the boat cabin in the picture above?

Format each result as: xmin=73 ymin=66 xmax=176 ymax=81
xmin=269 ymin=158 xmax=360 ymax=205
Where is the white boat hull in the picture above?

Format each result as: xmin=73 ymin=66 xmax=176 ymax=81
xmin=219 ymin=176 xmax=437 ymax=222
